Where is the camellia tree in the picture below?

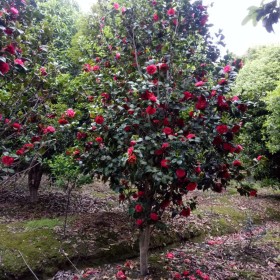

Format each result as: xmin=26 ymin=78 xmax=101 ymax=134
xmin=65 ymin=0 xmax=253 ymax=276
xmin=0 ymin=0 xmax=79 ymax=202
xmin=0 ymin=0 xmax=55 ymax=195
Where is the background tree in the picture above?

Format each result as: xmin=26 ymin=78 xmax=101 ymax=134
xmin=233 ymin=45 xmax=280 ymax=182
xmin=0 ymin=0 xmax=80 ymax=202
xmin=264 ymin=81 xmax=280 ymax=154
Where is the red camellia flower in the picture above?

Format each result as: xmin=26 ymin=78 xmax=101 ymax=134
xmin=233 ymin=160 xmax=242 ymax=166
xmin=195 ymin=166 xmax=201 ymax=174
xmin=216 ymin=124 xmax=228 ymax=134
xmin=173 ymin=272 xmax=181 ymax=279
xmin=119 ymin=193 xmax=125 ymax=201
xmin=92 ymin=65 xmax=100 ymax=71
xmin=95 ymin=115 xmax=104 ymax=124
xmin=229 ymin=96 xmax=239 ymax=103
xmin=1 ymin=156 xmax=14 ymax=166
xmin=162 ymin=142 xmax=170 ymax=149
xmin=135 ymin=204 xmax=143 ymax=213
xmin=257 ymin=155 xmax=263 ymax=161
xmin=163 ymin=117 xmax=170 ymax=126
xmin=66 ymin=108 xmax=76 ymax=118
xmin=130 ymin=140 xmax=137 ymax=146
xmin=146 ymin=105 xmax=156 ymax=115
xmin=40 ymin=67 xmax=47 ymax=76
xmin=113 ymin=2 xmax=120 ymax=10
xmin=186 ymin=133 xmax=196 ymax=139
xmin=127 ymin=146 xmax=134 ymax=156
xmin=213 ymin=136 xmax=222 ymax=146
xmin=58 ymin=118 xmax=68 ymax=125
xmin=163 ymin=127 xmax=173 ymax=135
xmin=116 ymin=270 xmax=126 ymax=280
xmin=235 ymin=144 xmax=243 ymax=154
xmin=10 ymin=7 xmax=19 ymax=15
xmin=237 ymin=104 xmax=247 ymax=112
xmin=4 ymin=44 xmax=16 ymax=55
xmin=115 ymin=53 xmax=121 ymax=59
xmin=136 ymin=219 xmax=144 ymax=226
xmin=166 ymin=252 xmax=174 ymax=259
xmin=23 ymin=143 xmax=34 ymax=150
xmin=186 ymin=182 xmax=197 ymax=191
xmin=218 ymin=78 xmax=227 ymax=85
xmin=160 ymin=200 xmax=170 ymax=208
xmin=128 ymin=154 xmax=137 ymax=164
xmin=148 ymin=93 xmax=157 ymax=102
xmin=200 ymin=15 xmax=208 ymax=26
xmin=180 ymin=207 xmax=191 ymax=217
xmin=150 ymin=212 xmax=158 ymax=221
xmin=0 ymin=61 xmax=10 ymax=75
xmin=167 ymin=8 xmax=176 ymax=16
xmin=83 ymin=63 xmax=92 ymax=72
xmin=14 ymin=59 xmax=24 ymax=66
xmin=195 ymin=81 xmax=205 ymax=87
xmin=183 ymin=91 xmax=193 ymax=100
xmin=87 ymin=95 xmax=94 ymax=102
xmin=154 ymin=149 xmax=163 ymax=155
xmin=196 ymin=96 xmax=207 ymax=110
xmin=135 ymin=191 xmax=143 ymax=199
xmin=16 ymin=149 xmax=25 ymax=156
xmin=146 ymin=64 xmax=157 ymax=75
xmin=101 ymin=92 xmax=110 ymax=100
xmin=231 ymin=124 xmax=240 ymax=133
xmin=217 ymin=95 xmax=229 ymax=110
xmin=31 ymin=136 xmax=41 ymax=143
xmin=176 ymin=168 xmax=186 ymax=178
xmin=223 ymin=65 xmax=231 ymax=73
xmin=159 ymin=63 xmax=169 ymax=71
xmin=77 ymin=132 xmax=87 ymax=140
xmin=249 ymin=190 xmax=257 ymax=197
xmin=161 ymin=159 xmax=169 ymax=168
xmin=95 ymin=137 xmax=103 ymax=143
xmin=124 ymin=125 xmax=131 ymax=132
xmin=153 ymin=13 xmax=159 ymax=21
xmin=223 ymin=143 xmax=235 ymax=153
xmin=12 ymin=123 xmax=21 ymax=130
xmin=43 ymin=126 xmax=56 ymax=134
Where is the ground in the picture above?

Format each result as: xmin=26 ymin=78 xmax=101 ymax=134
xmin=0 ymin=179 xmax=279 ymax=280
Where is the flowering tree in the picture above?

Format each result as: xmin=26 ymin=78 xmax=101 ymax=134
xmin=66 ymin=0 xmax=252 ymax=275
xmin=0 ymin=0 xmax=79 ymax=202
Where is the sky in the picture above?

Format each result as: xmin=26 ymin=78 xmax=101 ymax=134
xmin=76 ymin=0 xmax=280 ymax=56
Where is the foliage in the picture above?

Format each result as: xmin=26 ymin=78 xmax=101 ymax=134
xmin=233 ymin=46 xmax=280 ymax=181
xmin=47 ymin=154 xmax=90 ymax=189
xmin=67 ymin=0 xmax=252 ymax=229
xmin=234 ymin=46 xmax=280 ymax=99
xmin=264 ymin=82 xmax=280 ymax=153
xmin=0 ymin=0 xmax=259 ymax=275
xmin=0 ymin=0 xmax=80 ymax=189
xmin=243 ymin=0 xmax=280 ymax=33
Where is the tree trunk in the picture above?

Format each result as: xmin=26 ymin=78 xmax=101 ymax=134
xmin=28 ymin=162 xmax=43 ymax=203
xmin=139 ymin=225 xmax=151 ymax=276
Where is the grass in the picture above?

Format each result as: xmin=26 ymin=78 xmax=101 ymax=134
xmin=25 ymin=218 xmax=62 ymax=229
xmin=0 ymin=219 xmax=72 ymax=280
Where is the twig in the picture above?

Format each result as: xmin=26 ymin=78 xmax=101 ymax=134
xmin=132 ymin=26 xmax=143 ymax=77
xmin=60 ymin=249 xmax=80 ymax=274
xmin=18 ymin=250 xmax=39 ymax=280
